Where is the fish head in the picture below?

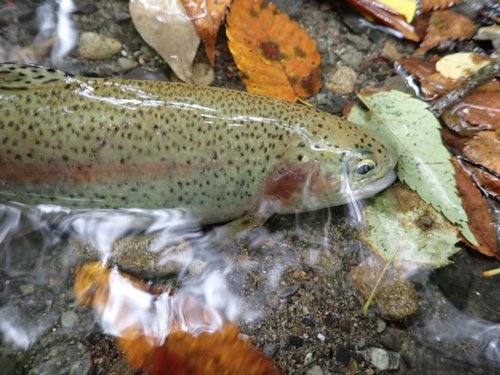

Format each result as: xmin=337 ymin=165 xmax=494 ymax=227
xmin=269 ymin=117 xmax=397 ymax=213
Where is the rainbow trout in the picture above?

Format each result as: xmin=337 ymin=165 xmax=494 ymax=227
xmin=0 ymin=63 xmax=397 ymax=225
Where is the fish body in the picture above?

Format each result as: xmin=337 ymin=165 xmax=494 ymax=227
xmin=0 ymin=63 xmax=397 ymax=224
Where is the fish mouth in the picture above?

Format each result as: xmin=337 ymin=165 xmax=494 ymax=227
xmin=357 ymin=168 xmax=397 ymax=200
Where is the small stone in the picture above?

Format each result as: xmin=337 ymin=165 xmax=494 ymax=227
xmin=113 ymin=11 xmax=132 ymax=22
xmin=476 ymin=26 xmax=500 ymax=51
xmin=335 ymin=345 xmax=352 ymax=366
xmin=317 ymin=333 xmax=326 ymax=342
xmin=263 ymin=343 xmax=277 ymax=357
xmin=339 ymin=320 xmax=351 ymax=333
xmin=192 ymin=63 xmax=215 ymax=86
xmin=277 ymin=284 xmax=299 ymax=298
xmin=266 ymin=293 xmax=280 ymax=309
xmin=378 ymin=328 xmax=403 ymax=352
xmin=188 ymin=259 xmax=208 ymax=275
xmin=366 ymin=347 xmax=400 ymax=371
xmin=306 ymin=365 xmax=324 ymax=375
xmin=106 ymin=358 xmax=134 ymax=375
xmin=76 ymin=1 xmax=98 ymax=14
xmin=293 ymin=270 xmax=302 ymax=279
xmin=79 ymin=32 xmax=122 ymax=60
xmin=346 ymin=34 xmax=371 ymax=51
xmin=303 ymin=317 xmax=315 ymax=327
xmin=289 ymin=335 xmax=304 ymax=347
xmin=325 ymin=66 xmax=357 ymax=95
xmin=304 ymin=352 xmax=314 ymax=366
xmin=61 ymin=311 xmax=78 ymax=328
xmin=375 ymin=318 xmax=387 ymax=333
xmin=381 ymin=41 xmax=403 ymax=60
xmin=269 ymin=0 xmax=304 ymax=19
xmin=118 ymin=58 xmax=138 ymax=73
xmin=20 ymin=284 xmax=34 ymax=295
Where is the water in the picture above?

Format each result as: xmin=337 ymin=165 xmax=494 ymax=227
xmin=1 ymin=1 xmax=500 ymax=374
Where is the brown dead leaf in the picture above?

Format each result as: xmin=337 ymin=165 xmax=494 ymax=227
xmin=180 ymin=0 xmax=231 ymax=66
xmin=226 ymin=0 xmax=321 ymax=101
xmin=463 ymin=131 xmax=500 ymax=200
xmin=413 ymin=10 xmax=476 ymax=57
xmin=452 ymin=157 xmax=498 ymax=256
xmin=448 ymin=91 xmax=500 ymax=131
xmin=419 ymin=0 xmax=463 ymax=13
xmin=346 ymin=0 xmax=421 ymax=42
xmin=75 ymin=262 xmax=280 ymax=375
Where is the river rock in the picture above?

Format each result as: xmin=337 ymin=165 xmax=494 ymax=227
xmin=325 ymin=66 xmax=357 ymax=95
xmin=366 ymin=347 xmax=400 ymax=371
xmin=79 ymin=32 xmax=122 ymax=60
xmin=350 ymin=256 xmax=419 ymax=320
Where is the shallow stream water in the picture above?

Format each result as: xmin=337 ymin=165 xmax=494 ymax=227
xmin=1 ymin=1 xmax=500 ymax=375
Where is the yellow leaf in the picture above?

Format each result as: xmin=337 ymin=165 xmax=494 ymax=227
xmin=226 ymin=0 xmax=321 ymax=102
xmin=435 ymin=53 xmax=492 ymax=80
xmin=376 ymin=0 xmax=417 ymax=23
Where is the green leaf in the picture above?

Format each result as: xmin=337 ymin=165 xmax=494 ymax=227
xmin=347 ymin=89 xmax=478 ymax=246
xmin=361 ymin=184 xmax=461 ymax=268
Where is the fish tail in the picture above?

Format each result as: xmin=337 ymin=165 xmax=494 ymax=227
xmin=0 ymin=62 xmax=70 ymax=91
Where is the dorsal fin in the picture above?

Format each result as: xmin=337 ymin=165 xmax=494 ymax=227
xmin=0 ymin=62 xmax=72 ymax=91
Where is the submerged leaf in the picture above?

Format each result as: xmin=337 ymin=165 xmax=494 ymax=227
xmin=180 ymin=0 xmax=231 ymax=66
xmin=75 ymin=262 xmax=280 ymax=375
xmin=347 ymin=89 xmax=478 ymax=246
xmin=361 ymin=183 xmax=461 ymax=268
xmin=452 ymin=158 xmax=497 ymax=257
xmin=413 ymin=10 xmax=476 ymax=57
xmin=226 ymin=0 xmax=321 ymax=101
xmin=436 ymin=53 xmax=492 ymax=80
xmin=448 ymin=90 xmax=500 ymax=131
xmin=375 ymin=0 xmax=418 ymax=23
xmin=463 ymin=131 xmax=500 ymax=199
xmin=130 ymin=0 xmax=201 ymax=83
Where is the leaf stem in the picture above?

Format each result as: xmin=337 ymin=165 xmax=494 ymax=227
xmin=483 ymin=267 xmax=500 ymax=277
xmin=362 ymin=254 xmax=396 ymax=316
xmin=430 ymin=56 xmax=500 ymax=117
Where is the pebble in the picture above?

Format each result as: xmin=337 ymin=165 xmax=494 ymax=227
xmin=366 ymin=347 xmax=400 ymax=371
xmin=277 ymin=285 xmax=299 ymax=298
xmin=325 ymin=66 xmax=357 ymax=95
xmin=346 ymin=34 xmax=371 ymax=51
xmin=289 ymin=335 xmax=304 ymax=347
xmin=339 ymin=319 xmax=351 ymax=333
xmin=263 ymin=343 xmax=278 ymax=357
xmin=112 ymin=11 xmax=132 ymax=23
xmin=20 ymin=284 xmax=34 ymax=295
xmin=270 ymin=0 xmax=305 ymax=19
xmin=381 ymin=41 xmax=403 ymax=60
xmin=375 ymin=318 xmax=387 ymax=333
xmin=306 ymin=365 xmax=324 ymax=375
xmin=304 ymin=352 xmax=314 ymax=366
xmin=61 ymin=311 xmax=78 ymax=329
xmin=378 ymin=328 xmax=403 ymax=352
xmin=476 ymin=26 xmax=500 ymax=52
xmin=78 ymin=32 xmax=122 ymax=60
xmin=117 ymin=58 xmax=138 ymax=73
xmin=317 ymin=333 xmax=326 ymax=342
xmin=266 ymin=293 xmax=280 ymax=309
xmin=172 ymin=63 xmax=215 ymax=86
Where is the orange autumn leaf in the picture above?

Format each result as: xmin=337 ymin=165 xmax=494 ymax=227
xmin=180 ymin=0 xmax=231 ymax=66
xmin=226 ymin=0 xmax=321 ymax=102
xmin=448 ymin=90 xmax=500 ymax=131
xmin=75 ymin=262 xmax=280 ymax=375
xmin=413 ymin=10 xmax=476 ymax=57
xmin=452 ymin=158 xmax=498 ymax=257
xmin=419 ymin=0 xmax=463 ymax=12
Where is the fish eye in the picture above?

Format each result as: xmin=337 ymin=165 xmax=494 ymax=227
xmin=356 ymin=161 xmax=375 ymax=175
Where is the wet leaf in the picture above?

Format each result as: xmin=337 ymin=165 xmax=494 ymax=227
xmin=463 ymin=131 xmax=500 ymax=199
xmin=130 ymin=0 xmax=201 ymax=83
xmin=451 ymin=158 xmax=497 ymax=257
xmin=375 ymin=0 xmax=418 ymax=23
xmin=180 ymin=0 xmax=231 ymax=66
xmin=75 ymin=262 xmax=280 ymax=375
xmin=361 ymin=183 xmax=461 ymax=268
xmin=226 ymin=0 xmax=321 ymax=101
xmin=347 ymin=89 xmax=478 ymax=246
xmin=413 ymin=10 xmax=476 ymax=57
xmin=345 ymin=0 xmax=421 ymax=41
xmin=419 ymin=0 xmax=463 ymax=13
xmin=436 ymin=53 xmax=492 ymax=80
xmin=448 ymin=90 xmax=500 ymax=131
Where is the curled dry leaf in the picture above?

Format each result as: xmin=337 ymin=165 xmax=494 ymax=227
xmin=180 ymin=0 xmax=231 ymax=66
xmin=419 ymin=0 xmax=463 ymax=13
xmin=226 ymin=0 xmax=321 ymax=101
xmin=75 ymin=262 xmax=280 ymax=375
xmin=463 ymin=131 xmax=500 ymax=199
xmin=374 ymin=0 xmax=418 ymax=23
xmin=413 ymin=10 xmax=476 ymax=57
xmin=452 ymin=158 xmax=498 ymax=257
xmin=345 ymin=0 xmax=420 ymax=41
xmin=130 ymin=0 xmax=201 ymax=83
